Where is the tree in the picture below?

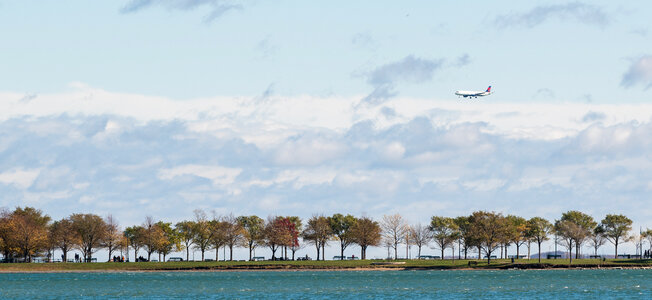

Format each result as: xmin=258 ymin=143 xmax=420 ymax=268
xmin=286 ymin=216 xmax=302 ymax=260
xmin=70 ymin=213 xmax=107 ymax=262
xmin=237 ymin=215 xmax=265 ymax=261
xmin=263 ymin=216 xmax=285 ymax=260
xmin=408 ymin=223 xmax=431 ymax=258
xmin=429 ymin=216 xmax=458 ymax=260
xmin=600 ymin=214 xmax=632 ymax=258
xmin=124 ymin=226 xmax=144 ymax=262
xmin=588 ymin=225 xmax=607 ymax=256
xmin=302 ymin=215 xmax=332 ymax=261
xmin=328 ymin=214 xmax=357 ymax=260
xmin=507 ymin=215 xmax=528 ymax=259
xmin=175 ymin=221 xmax=196 ymax=261
xmin=381 ymin=214 xmax=407 ymax=260
xmin=103 ymin=215 xmax=122 ymax=262
xmin=222 ymin=215 xmax=243 ymax=261
xmin=0 ymin=209 xmax=13 ymax=261
xmin=49 ymin=218 xmax=78 ymax=263
xmin=155 ymin=221 xmax=178 ymax=262
xmin=350 ymin=217 xmax=381 ymax=259
xmin=468 ymin=211 xmax=508 ymax=264
xmin=560 ymin=211 xmax=596 ymax=259
xmin=141 ymin=216 xmax=165 ymax=261
xmin=10 ymin=207 xmax=51 ymax=262
xmin=527 ymin=217 xmax=552 ymax=263
xmin=209 ymin=218 xmax=226 ymax=261
xmin=643 ymin=229 xmax=652 ymax=252
xmin=192 ymin=210 xmax=213 ymax=261
xmin=555 ymin=220 xmax=581 ymax=264
xmin=453 ymin=216 xmax=473 ymax=260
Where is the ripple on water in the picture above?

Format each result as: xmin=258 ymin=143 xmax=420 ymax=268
xmin=0 ymin=269 xmax=651 ymax=298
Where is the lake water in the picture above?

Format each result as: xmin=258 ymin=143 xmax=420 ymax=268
xmin=0 ymin=269 xmax=650 ymax=299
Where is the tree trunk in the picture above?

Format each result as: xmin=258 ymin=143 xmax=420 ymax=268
xmin=394 ymin=242 xmax=398 ymax=260
xmin=315 ymin=244 xmax=320 ymax=260
xmin=361 ymin=246 xmax=367 ymax=260
xmin=201 ymin=250 xmax=205 ymax=261
xmin=230 ymin=245 xmax=234 ymax=261
xmin=516 ymin=244 xmax=520 ymax=259
xmin=186 ymin=246 xmax=189 ymax=262
xmin=249 ymin=244 xmax=253 ymax=261
xmin=321 ymin=243 xmax=325 ymax=261
xmin=441 ymin=247 xmax=445 ymax=260
xmin=615 ymin=242 xmax=618 ymax=259
xmin=216 ymin=247 xmax=219 ymax=261
xmin=538 ymin=241 xmax=542 ymax=263
xmin=418 ymin=246 xmax=422 ymax=258
xmin=341 ymin=243 xmax=345 ymax=260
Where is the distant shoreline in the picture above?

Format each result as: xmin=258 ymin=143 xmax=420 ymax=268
xmin=1 ymin=259 xmax=651 ymax=273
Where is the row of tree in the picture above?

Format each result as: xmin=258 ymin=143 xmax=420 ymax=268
xmin=0 ymin=207 xmax=648 ymax=264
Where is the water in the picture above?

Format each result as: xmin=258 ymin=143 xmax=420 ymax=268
xmin=0 ymin=269 xmax=650 ymax=299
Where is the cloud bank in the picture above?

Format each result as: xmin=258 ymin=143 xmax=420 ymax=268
xmin=1 ymin=85 xmax=652 ymax=229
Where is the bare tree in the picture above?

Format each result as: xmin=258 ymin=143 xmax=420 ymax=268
xmin=103 ymin=215 xmax=122 ymax=262
xmin=409 ymin=223 xmax=431 ymax=259
xmin=588 ymin=225 xmax=607 ymax=256
xmin=381 ymin=214 xmax=407 ymax=260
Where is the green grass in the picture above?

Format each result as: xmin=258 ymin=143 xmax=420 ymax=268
xmin=1 ymin=258 xmax=651 ymax=272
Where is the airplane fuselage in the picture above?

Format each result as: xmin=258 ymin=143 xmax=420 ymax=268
xmin=455 ymin=86 xmax=492 ymax=98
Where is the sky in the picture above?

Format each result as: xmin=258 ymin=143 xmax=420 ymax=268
xmin=1 ymin=0 xmax=652 ymax=258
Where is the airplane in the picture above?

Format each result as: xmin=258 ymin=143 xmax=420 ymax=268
xmin=455 ymin=86 xmax=492 ymax=98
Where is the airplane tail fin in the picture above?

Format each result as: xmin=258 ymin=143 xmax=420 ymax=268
xmin=486 ymin=86 xmax=492 ymax=92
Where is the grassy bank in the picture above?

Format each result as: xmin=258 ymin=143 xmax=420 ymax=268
xmin=1 ymin=258 xmax=652 ymax=272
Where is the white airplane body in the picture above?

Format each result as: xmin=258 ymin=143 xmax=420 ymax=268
xmin=455 ymin=86 xmax=492 ymax=98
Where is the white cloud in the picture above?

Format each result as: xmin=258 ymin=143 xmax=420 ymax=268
xmin=621 ymin=55 xmax=652 ymax=89
xmin=158 ymin=164 xmax=242 ymax=186
xmin=0 ymin=168 xmax=41 ymax=189
xmin=2 ymin=86 xmax=652 ymax=228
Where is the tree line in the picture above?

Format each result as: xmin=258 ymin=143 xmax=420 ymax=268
xmin=0 ymin=207 xmax=648 ymax=264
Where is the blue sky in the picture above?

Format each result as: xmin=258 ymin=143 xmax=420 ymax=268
xmin=1 ymin=0 xmax=652 ymax=257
